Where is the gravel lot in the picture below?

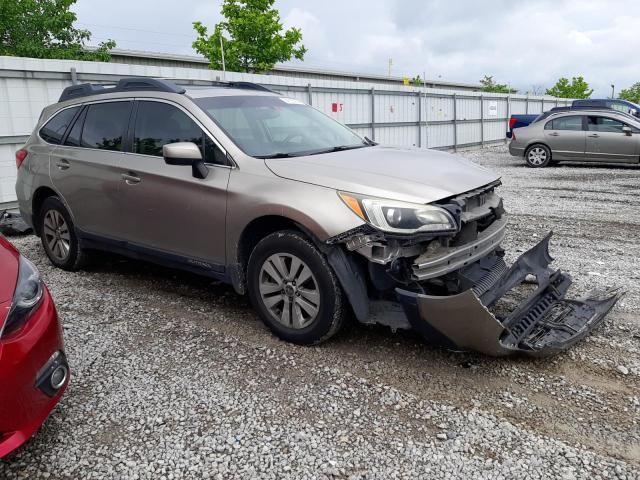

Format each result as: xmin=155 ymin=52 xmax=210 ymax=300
xmin=1 ymin=145 xmax=639 ymax=479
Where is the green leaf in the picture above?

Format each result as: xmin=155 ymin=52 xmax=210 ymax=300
xmin=192 ymin=0 xmax=307 ymax=73
xmin=545 ymin=76 xmax=593 ymax=99
xmin=0 ymin=0 xmax=115 ymax=61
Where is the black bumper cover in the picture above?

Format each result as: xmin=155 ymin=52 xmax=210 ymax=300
xmin=397 ymin=232 xmax=623 ymax=357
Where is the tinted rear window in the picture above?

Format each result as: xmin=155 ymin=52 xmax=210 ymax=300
xmin=81 ymin=102 xmax=131 ymax=151
xmin=39 ymin=107 xmax=80 ymax=144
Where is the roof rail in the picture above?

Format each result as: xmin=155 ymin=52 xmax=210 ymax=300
xmin=226 ymin=81 xmax=278 ymax=93
xmin=171 ymin=79 xmax=280 ymax=94
xmin=58 ymin=77 xmax=186 ymax=102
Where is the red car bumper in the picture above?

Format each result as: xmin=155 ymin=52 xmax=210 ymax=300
xmin=0 ymin=287 xmax=69 ymax=459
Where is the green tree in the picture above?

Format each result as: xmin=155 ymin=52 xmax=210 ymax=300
xmin=619 ymin=82 xmax=640 ymax=104
xmin=479 ymin=75 xmax=510 ymax=94
xmin=0 ymin=0 xmax=115 ymax=61
xmin=193 ymin=0 xmax=307 ymax=73
xmin=545 ymin=76 xmax=593 ymax=99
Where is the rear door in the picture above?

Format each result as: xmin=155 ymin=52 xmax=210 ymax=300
xmin=50 ymin=101 xmax=132 ymax=237
xmin=585 ymin=115 xmax=640 ymax=163
xmin=543 ymin=115 xmax=586 ymax=160
xmin=116 ymin=99 xmax=231 ymax=270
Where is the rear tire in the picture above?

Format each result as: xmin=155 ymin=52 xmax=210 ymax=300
xmin=39 ymin=196 xmax=88 ymax=271
xmin=525 ymin=144 xmax=552 ymax=168
xmin=247 ymin=230 xmax=345 ymax=345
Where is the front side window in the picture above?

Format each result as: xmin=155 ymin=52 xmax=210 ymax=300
xmin=81 ymin=102 xmax=131 ymax=151
xmin=545 ymin=116 xmax=583 ymax=131
xmin=587 ymin=116 xmax=626 ymax=133
xmin=134 ymin=101 xmax=227 ymax=165
xmin=194 ymin=95 xmax=368 ymax=158
xmin=39 ymin=106 xmax=80 ymax=144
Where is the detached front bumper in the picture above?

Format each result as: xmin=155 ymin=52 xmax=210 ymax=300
xmin=397 ymin=233 xmax=623 ymax=357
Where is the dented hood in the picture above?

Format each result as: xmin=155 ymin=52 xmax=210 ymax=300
xmin=265 ymin=146 xmax=500 ymax=204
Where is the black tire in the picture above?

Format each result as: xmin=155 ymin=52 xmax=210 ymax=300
xmin=38 ymin=196 xmax=88 ymax=271
xmin=247 ymin=230 xmax=345 ymax=345
xmin=525 ymin=144 xmax=552 ymax=168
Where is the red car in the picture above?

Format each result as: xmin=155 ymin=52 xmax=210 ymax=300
xmin=0 ymin=235 xmax=69 ymax=458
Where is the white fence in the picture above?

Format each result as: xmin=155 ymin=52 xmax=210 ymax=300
xmin=0 ymin=56 xmax=570 ymax=206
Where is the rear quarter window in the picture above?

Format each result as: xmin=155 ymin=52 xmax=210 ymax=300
xmin=39 ymin=106 xmax=80 ymax=144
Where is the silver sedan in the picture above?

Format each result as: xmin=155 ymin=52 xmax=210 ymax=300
xmin=509 ymin=110 xmax=640 ymax=167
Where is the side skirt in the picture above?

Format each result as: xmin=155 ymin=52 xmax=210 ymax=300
xmin=77 ymin=230 xmax=231 ymax=284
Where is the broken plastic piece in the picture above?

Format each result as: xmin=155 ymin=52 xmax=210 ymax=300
xmin=397 ymin=232 xmax=624 ymax=356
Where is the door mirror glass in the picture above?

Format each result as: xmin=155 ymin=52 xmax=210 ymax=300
xmin=622 ymin=126 xmax=632 ymax=135
xmin=163 ymin=142 xmax=209 ymax=179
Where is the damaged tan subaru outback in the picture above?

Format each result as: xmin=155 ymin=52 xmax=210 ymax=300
xmin=16 ymin=78 xmax=622 ymax=356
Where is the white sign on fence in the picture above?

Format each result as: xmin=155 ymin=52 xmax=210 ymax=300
xmin=488 ymin=101 xmax=498 ymax=116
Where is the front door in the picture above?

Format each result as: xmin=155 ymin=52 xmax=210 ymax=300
xmin=543 ymin=115 xmax=586 ymax=160
xmin=116 ymin=100 xmax=231 ymax=272
xmin=585 ymin=116 xmax=639 ymax=163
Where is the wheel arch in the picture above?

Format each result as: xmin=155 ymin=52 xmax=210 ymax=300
xmin=232 ymin=214 xmax=369 ymax=322
xmin=525 ymin=141 xmax=552 ymax=158
xmin=32 ymin=186 xmax=60 ymax=235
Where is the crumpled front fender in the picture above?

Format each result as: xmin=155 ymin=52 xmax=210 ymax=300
xmin=397 ymin=232 xmax=623 ymax=357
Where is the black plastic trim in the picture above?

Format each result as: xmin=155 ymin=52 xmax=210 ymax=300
xmin=58 ymin=78 xmax=186 ymax=103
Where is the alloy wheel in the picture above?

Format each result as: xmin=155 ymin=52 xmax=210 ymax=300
xmin=259 ymin=253 xmax=321 ymax=329
xmin=528 ymin=147 xmax=548 ymax=166
xmin=43 ymin=210 xmax=71 ymax=262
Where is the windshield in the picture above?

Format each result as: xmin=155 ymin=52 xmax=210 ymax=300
xmin=194 ymin=95 xmax=368 ymax=158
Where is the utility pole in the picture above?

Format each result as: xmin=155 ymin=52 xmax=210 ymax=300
xmin=220 ymin=32 xmax=226 ymax=80
xmin=388 ymin=58 xmax=393 ymax=77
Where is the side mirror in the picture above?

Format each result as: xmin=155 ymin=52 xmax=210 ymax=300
xmin=163 ymin=142 xmax=209 ymax=179
xmin=622 ymin=126 xmax=632 ymax=136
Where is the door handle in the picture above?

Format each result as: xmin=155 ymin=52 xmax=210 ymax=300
xmin=548 ymin=132 xmax=559 ymax=136
xmin=587 ymin=134 xmax=599 ymax=138
xmin=121 ymin=172 xmax=141 ymax=185
xmin=55 ymin=159 xmax=70 ymax=170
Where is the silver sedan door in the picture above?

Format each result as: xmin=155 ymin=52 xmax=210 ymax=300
xmin=585 ymin=115 xmax=640 ymax=163
xmin=543 ymin=115 xmax=586 ymax=160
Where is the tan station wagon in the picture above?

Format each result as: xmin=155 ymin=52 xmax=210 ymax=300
xmin=14 ymin=78 xmax=622 ymax=356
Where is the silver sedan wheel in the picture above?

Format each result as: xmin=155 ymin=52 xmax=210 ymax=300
xmin=43 ymin=210 xmax=71 ymax=261
xmin=528 ymin=147 xmax=548 ymax=166
xmin=259 ymin=253 xmax=321 ymax=329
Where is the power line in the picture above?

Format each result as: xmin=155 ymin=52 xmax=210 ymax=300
xmin=77 ymin=22 xmax=197 ymax=39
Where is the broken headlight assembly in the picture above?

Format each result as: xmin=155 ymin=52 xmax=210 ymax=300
xmin=1 ymin=256 xmax=44 ymax=337
xmin=338 ymin=192 xmax=457 ymax=234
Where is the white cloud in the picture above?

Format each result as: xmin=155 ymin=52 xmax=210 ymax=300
xmin=73 ymin=0 xmax=640 ymax=96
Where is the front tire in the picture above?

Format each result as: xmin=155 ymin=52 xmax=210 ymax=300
xmin=39 ymin=196 xmax=88 ymax=271
xmin=525 ymin=144 xmax=552 ymax=168
xmin=247 ymin=230 xmax=345 ymax=345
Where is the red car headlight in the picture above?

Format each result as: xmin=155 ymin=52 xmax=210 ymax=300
xmin=1 ymin=256 xmax=44 ymax=337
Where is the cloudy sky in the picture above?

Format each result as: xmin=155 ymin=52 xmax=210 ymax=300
xmin=73 ymin=0 xmax=640 ymax=96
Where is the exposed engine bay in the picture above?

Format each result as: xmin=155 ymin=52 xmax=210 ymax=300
xmin=328 ymin=181 xmax=623 ymax=357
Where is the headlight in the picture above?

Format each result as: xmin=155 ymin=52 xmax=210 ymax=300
xmin=1 ymin=256 xmax=44 ymax=337
xmin=338 ymin=192 xmax=457 ymax=234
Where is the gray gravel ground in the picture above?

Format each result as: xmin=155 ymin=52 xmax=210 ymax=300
xmin=1 ymin=145 xmax=639 ymax=479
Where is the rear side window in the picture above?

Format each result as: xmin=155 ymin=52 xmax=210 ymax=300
xmin=134 ymin=101 xmax=227 ymax=165
xmin=64 ymin=108 xmax=86 ymax=147
xmin=39 ymin=107 xmax=80 ymax=144
xmin=545 ymin=116 xmax=583 ymax=131
xmin=81 ymin=102 xmax=131 ymax=151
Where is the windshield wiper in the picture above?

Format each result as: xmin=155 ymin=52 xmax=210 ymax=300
xmin=306 ymin=144 xmax=370 ymax=156
xmin=258 ymin=152 xmax=301 ymax=159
